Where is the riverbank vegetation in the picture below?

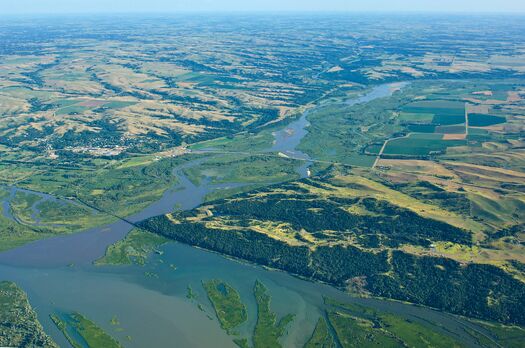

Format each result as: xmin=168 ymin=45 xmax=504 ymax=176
xmin=0 ymin=281 xmax=57 ymax=348
xmin=304 ymin=318 xmax=335 ymax=348
xmin=95 ymin=229 xmax=168 ymax=266
xmin=252 ymin=280 xmax=295 ymax=348
xmin=183 ymin=154 xmax=301 ymax=186
xmin=0 ymin=204 xmax=55 ymax=251
xmin=50 ymin=311 xmax=122 ymax=348
xmin=203 ymin=279 xmax=248 ymax=334
xmin=197 ymin=279 xmax=521 ymax=347
xmin=324 ymin=299 xmax=464 ymax=348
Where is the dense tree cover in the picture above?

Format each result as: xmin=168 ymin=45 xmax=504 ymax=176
xmin=211 ymin=195 xmax=470 ymax=246
xmin=311 ymin=245 xmax=388 ymax=285
xmin=491 ymin=223 xmax=524 ymax=240
xmin=140 ymin=219 xmax=313 ymax=276
xmin=367 ymin=251 xmax=525 ymax=325
xmin=142 ymin=214 xmax=525 ymax=325
xmin=139 ymin=217 xmax=389 ymax=284
xmin=0 ymin=281 xmax=57 ymax=348
xmin=142 ymin=211 xmax=525 ymax=325
xmin=139 ymin=176 xmax=525 ymax=325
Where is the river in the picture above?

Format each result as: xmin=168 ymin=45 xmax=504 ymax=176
xmin=0 ymin=82 xmax=492 ymax=348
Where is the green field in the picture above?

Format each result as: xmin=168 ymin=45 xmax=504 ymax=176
xmin=304 ymin=318 xmax=335 ymax=348
xmin=325 ymin=299 xmax=463 ymax=348
xmin=399 ymin=112 xmax=435 ymax=122
xmin=183 ymin=154 xmax=301 ymax=186
xmin=95 ymin=228 xmax=168 ymax=266
xmin=364 ymin=144 xmax=383 ymax=155
xmin=407 ymin=124 xmax=436 ymax=133
xmin=384 ymin=133 xmax=466 ymax=156
xmin=401 ymin=100 xmax=465 ymax=125
xmin=435 ymin=124 xmax=466 ymax=134
xmin=203 ymin=279 xmax=247 ymax=334
xmin=51 ymin=312 xmax=122 ymax=348
xmin=0 ymin=206 xmax=55 ymax=252
xmin=469 ymin=114 xmax=506 ymax=127
xmin=253 ymin=281 xmax=294 ymax=348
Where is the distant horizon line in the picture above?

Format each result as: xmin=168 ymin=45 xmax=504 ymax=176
xmin=1 ymin=10 xmax=525 ymax=17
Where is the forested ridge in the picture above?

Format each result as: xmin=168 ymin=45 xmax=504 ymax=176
xmin=140 ymin=179 xmax=525 ymax=326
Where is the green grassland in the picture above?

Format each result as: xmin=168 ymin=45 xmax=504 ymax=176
xmin=304 ymin=318 xmax=335 ymax=348
xmin=10 ymin=191 xmax=42 ymax=224
xmin=470 ymin=320 xmax=525 ymax=348
xmin=328 ymin=310 xmax=402 ymax=347
xmin=203 ymin=279 xmax=248 ymax=334
xmin=297 ymin=91 xmax=395 ymax=167
xmin=383 ymin=134 xmax=466 ymax=156
xmin=16 ymin=155 xmax=193 ymax=217
xmin=469 ymin=114 xmax=506 ymax=127
xmin=189 ymin=130 xmax=276 ymax=153
xmin=0 ymin=155 xmax=196 ymax=250
xmin=253 ymin=280 xmax=295 ymax=348
xmin=35 ymin=200 xmax=112 ymax=232
xmin=0 ymin=206 xmax=55 ymax=252
xmin=201 ymin=279 xmax=293 ymax=348
xmin=51 ymin=312 xmax=122 ymax=348
xmin=7 ymin=191 xmax=114 ymax=234
xmin=95 ymin=228 xmax=168 ymax=266
xmin=0 ymin=281 xmax=57 ymax=348
xmin=324 ymin=299 xmax=464 ymax=348
xmin=183 ymin=154 xmax=301 ymax=186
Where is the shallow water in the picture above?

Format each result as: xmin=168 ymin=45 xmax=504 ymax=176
xmin=0 ymin=240 xmax=493 ymax=348
xmin=0 ymin=81 xmax=490 ymax=348
xmin=0 ymin=186 xmax=96 ymax=228
xmin=270 ymin=82 xmax=408 ymax=177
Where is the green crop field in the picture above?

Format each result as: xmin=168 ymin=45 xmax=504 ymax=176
xmin=435 ymin=124 xmax=466 ymax=134
xmin=401 ymin=100 xmax=465 ymax=125
xmin=469 ymin=113 xmax=507 ymax=127
xmin=384 ymin=134 xmax=466 ymax=156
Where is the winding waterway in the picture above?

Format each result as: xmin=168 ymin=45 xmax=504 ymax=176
xmin=0 ymin=82 xmax=492 ymax=348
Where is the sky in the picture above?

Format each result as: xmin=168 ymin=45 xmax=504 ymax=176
xmin=1 ymin=0 xmax=524 ymax=14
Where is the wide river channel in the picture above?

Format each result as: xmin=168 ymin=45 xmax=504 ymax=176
xmin=0 ymin=83 xmax=492 ymax=347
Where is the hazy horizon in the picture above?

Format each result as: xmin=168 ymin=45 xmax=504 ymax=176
xmin=2 ymin=0 xmax=525 ymax=15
